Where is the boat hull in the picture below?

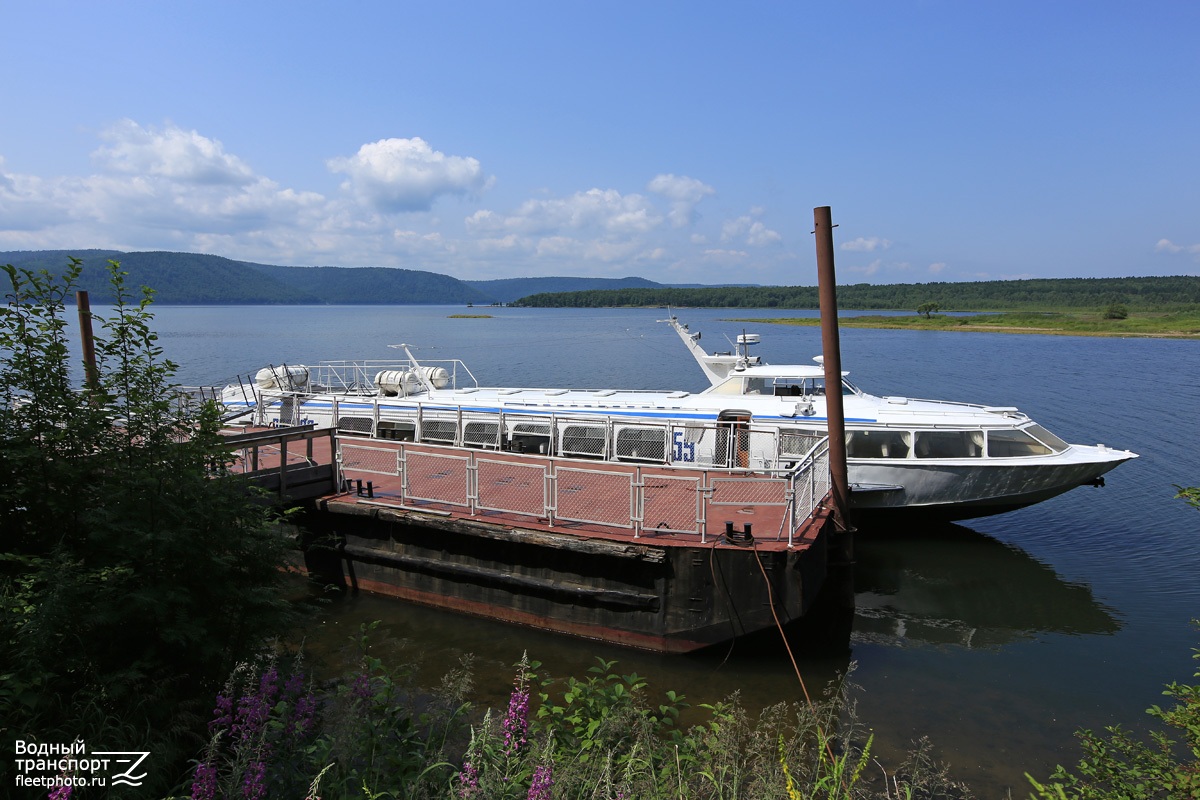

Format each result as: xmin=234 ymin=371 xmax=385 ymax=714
xmin=847 ymin=448 xmax=1132 ymax=521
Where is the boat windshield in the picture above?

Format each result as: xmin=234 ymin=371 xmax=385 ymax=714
xmin=707 ymin=374 xmax=857 ymax=397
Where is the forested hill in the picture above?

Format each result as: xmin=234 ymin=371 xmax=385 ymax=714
xmin=3 ymin=250 xmax=1197 ymax=310
xmin=513 ymin=276 xmax=1200 ymax=311
xmin=466 ymin=276 xmax=664 ymax=302
xmin=0 ymin=251 xmax=676 ymax=305
xmin=0 ymin=250 xmax=493 ymax=305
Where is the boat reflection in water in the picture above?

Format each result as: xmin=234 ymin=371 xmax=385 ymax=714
xmin=849 ymin=525 xmax=1120 ymax=649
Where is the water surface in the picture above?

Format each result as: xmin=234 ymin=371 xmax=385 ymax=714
xmin=75 ymin=305 xmax=1200 ymax=794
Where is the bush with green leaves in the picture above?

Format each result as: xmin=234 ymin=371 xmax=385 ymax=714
xmin=0 ymin=259 xmax=296 ymax=795
xmin=1028 ymin=634 xmax=1199 ymax=799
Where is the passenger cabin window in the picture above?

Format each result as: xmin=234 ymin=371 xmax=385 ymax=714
xmin=560 ymin=424 xmax=606 ymax=458
xmin=987 ymin=428 xmax=1053 ymax=457
xmin=846 ymin=430 xmax=911 ymax=459
xmin=779 ymin=429 xmax=825 ymax=458
xmin=420 ymin=419 xmax=458 ymax=445
xmin=615 ymin=427 xmax=668 ymax=463
xmin=510 ymin=423 xmax=551 ymax=454
xmin=338 ymin=416 xmax=375 ymax=436
xmin=376 ymin=420 xmax=415 ymax=441
xmin=463 ymin=420 xmax=501 ymax=449
xmin=914 ymin=430 xmax=983 ymax=458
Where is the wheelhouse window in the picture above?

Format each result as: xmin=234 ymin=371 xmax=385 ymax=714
xmin=986 ymin=428 xmax=1054 ymax=457
xmin=914 ymin=430 xmax=983 ymax=459
xmin=708 ymin=376 xmax=747 ymax=396
xmin=1025 ymin=424 xmax=1069 ymax=453
xmin=846 ymin=430 xmax=911 ymax=459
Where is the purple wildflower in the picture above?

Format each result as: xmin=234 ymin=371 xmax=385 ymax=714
xmin=502 ymin=685 xmax=530 ymax=755
xmin=209 ymin=693 xmax=233 ymax=732
xmin=527 ymin=763 xmax=554 ymax=800
xmin=503 ymin=656 xmax=534 ymax=755
xmin=350 ymin=671 xmax=372 ymax=702
xmin=190 ymin=761 xmax=218 ymax=800
xmin=47 ymin=780 xmax=72 ymax=800
xmin=284 ymin=671 xmax=305 ymax=696
xmin=241 ymin=759 xmax=266 ymax=800
xmin=258 ymin=667 xmax=279 ymax=702
xmin=288 ymin=691 xmax=318 ymax=740
xmin=232 ymin=686 xmax=271 ymax=743
xmin=456 ymin=759 xmax=480 ymax=798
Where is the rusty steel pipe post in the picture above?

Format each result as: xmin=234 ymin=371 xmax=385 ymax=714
xmin=813 ymin=207 xmax=851 ymax=531
xmin=75 ymin=290 xmax=100 ymax=394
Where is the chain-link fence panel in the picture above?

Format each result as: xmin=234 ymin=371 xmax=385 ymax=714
xmin=339 ymin=442 xmax=401 ymax=476
xmin=709 ymin=475 xmax=788 ymax=508
xmin=745 ymin=428 xmax=780 ymax=471
xmin=476 ymin=457 xmax=549 ymax=517
xmin=555 ymin=465 xmax=635 ymax=528
xmin=640 ymin=472 xmax=703 ymax=534
xmin=403 ymin=449 xmax=470 ymax=508
xmin=788 ymin=444 xmax=831 ymax=525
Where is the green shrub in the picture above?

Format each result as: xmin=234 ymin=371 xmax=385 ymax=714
xmin=0 ymin=259 xmax=297 ymax=795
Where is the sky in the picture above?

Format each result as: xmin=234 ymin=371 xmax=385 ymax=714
xmin=2 ymin=1 xmax=1198 ymax=286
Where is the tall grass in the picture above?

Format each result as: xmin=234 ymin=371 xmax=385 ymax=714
xmin=173 ymin=628 xmax=972 ymax=799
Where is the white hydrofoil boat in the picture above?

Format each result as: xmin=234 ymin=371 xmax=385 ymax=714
xmin=219 ymin=320 xmax=1136 ymax=522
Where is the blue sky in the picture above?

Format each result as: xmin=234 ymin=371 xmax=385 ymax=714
xmin=2 ymin=1 xmax=1197 ymax=286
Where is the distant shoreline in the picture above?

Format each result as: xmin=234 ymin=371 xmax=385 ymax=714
xmin=726 ymin=312 xmax=1200 ymax=339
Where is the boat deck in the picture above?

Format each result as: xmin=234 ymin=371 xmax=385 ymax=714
xmin=222 ymin=424 xmax=829 ymax=554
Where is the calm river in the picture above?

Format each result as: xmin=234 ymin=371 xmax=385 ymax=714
xmin=91 ymin=305 xmax=1200 ymax=795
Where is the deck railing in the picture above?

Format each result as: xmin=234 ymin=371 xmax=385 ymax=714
xmin=336 ymin=437 xmax=829 ymax=547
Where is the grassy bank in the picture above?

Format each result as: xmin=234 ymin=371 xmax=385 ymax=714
xmin=730 ymin=310 xmax=1200 ymax=338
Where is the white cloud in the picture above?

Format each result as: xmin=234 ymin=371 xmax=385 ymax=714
xmin=0 ymin=122 xmax=799 ymax=281
xmin=846 ymin=259 xmax=882 ymax=277
xmin=92 ymin=119 xmax=256 ymax=185
xmin=928 ymin=262 xmax=947 ymax=274
xmin=466 ymin=188 xmax=663 ymax=236
xmin=1155 ymin=238 xmax=1200 ymax=258
xmin=721 ymin=215 xmax=781 ymax=247
xmin=703 ymin=248 xmax=749 ymax=261
xmin=841 ymin=236 xmax=891 ymax=252
xmin=646 ymin=174 xmax=715 ymax=227
xmin=328 ymin=137 xmax=489 ymax=213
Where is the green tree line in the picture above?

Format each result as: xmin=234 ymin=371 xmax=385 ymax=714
xmin=514 ymin=276 xmax=1200 ymax=311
